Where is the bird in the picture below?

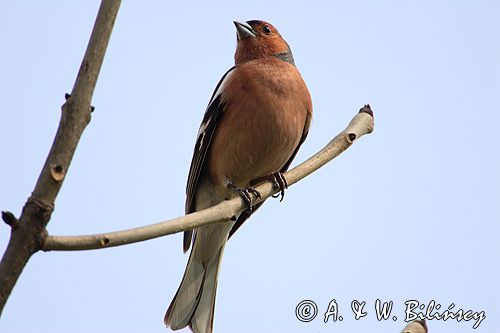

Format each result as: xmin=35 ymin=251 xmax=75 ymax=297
xmin=165 ymin=20 xmax=313 ymax=333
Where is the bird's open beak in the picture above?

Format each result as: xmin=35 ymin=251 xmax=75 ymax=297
xmin=234 ymin=21 xmax=256 ymax=40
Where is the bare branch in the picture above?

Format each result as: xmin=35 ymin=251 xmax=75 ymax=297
xmin=42 ymin=106 xmax=374 ymax=251
xmin=0 ymin=0 xmax=121 ymax=316
xmin=401 ymin=320 xmax=428 ymax=333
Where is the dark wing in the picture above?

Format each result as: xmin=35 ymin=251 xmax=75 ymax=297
xmin=183 ymin=66 xmax=236 ymax=252
xmin=228 ymin=111 xmax=312 ymax=239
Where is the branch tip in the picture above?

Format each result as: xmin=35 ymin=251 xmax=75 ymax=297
xmin=359 ymin=104 xmax=373 ymax=118
xmin=401 ymin=319 xmax=428 ymax=333
xmin=1 ymin=211 xmax=19 ymax=228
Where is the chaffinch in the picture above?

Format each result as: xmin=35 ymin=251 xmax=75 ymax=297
xmin=165 ymin=20 xmax=312 ymax=333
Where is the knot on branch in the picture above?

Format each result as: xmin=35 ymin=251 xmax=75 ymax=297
xmin=25 ymin=196 xmax=54 ymax=225
xmin=50 ymin=164 xmax=66 ymax=182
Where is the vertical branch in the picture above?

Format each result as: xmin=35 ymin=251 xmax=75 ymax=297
xmin=0 ymin=0 xmax=121 ymax=316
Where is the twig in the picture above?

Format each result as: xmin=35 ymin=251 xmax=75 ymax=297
xmin=42 ymin=106 xmax=374 ymax=251
xmin=401 ymin=320 xmax=428 ymax=333
xmin=1 ymin=211 xmax=19 ymax=228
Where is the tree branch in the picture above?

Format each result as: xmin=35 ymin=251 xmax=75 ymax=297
xmin=0 ymin=0 xmax=121 ymax=316
xmin=42 ymin=106 xmax=374 ymax=251
xmin=401 ymin=320 xmax=428 ymax=333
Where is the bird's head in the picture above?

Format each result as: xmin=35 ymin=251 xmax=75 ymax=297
xmin=233 ymin=20 xmax=294 ymax=65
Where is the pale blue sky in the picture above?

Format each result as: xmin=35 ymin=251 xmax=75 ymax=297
xmin=1 ymin=1 xmax=498 ymax=333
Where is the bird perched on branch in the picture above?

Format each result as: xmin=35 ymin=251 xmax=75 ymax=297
xmin=165 ymin=20 xmax=312 ymax=333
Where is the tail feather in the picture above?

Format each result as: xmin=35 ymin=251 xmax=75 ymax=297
xmin=164 ymin=250 xmax=205 ymax=329
xmin=189 ymin=247 xmax=225 ymax=333
xmin=165 ymin=246 xmax=225 ymax=333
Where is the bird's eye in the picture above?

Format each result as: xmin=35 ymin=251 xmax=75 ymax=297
xmin=263 ymin=25 xmax=272 ymax=34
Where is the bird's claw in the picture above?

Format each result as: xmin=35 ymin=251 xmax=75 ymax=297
xmin=247 ymin=187 xmax=261 ymax=200
xmin=249 ymin=172 xmax=288 ymax=202
xmin=270 ymin=172 xmax=288 ymax=202
xmin=228 ymin=183 xmax=261 ymax=212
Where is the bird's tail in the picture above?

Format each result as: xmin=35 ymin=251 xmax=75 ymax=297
xmin=165 ymin=245 xmax=225 ymax=333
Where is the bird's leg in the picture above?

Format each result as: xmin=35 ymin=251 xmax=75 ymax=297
xmin=227 ymin=182 xmax=261 ymax=213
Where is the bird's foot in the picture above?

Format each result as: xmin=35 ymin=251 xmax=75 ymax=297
xmin=269 ymin=172 xmax=288 ymax=202
xmin=228 ymin=183 xmax=261 ymax=212
xmin=250 ymin=172 xmax=288 ymax=202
